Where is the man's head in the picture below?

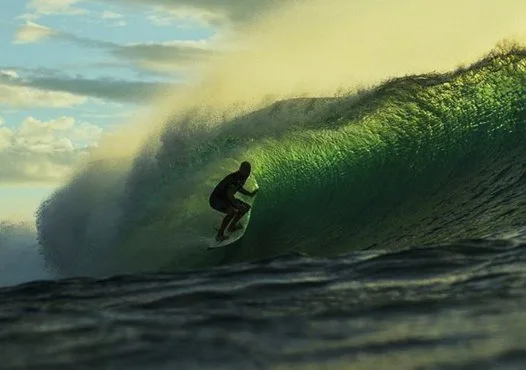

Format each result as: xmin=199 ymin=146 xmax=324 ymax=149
xmin=239 ymin=161 xmax=251 ymax=176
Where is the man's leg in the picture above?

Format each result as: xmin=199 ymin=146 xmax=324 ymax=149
xmin=216 ymin=207 xmax=237 ymax=241
xmin=227 ymin=201 xmax=250 ymax=232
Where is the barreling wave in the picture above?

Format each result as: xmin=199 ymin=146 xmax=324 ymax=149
xmin=37 ymin=49 xmax=526 ymax=277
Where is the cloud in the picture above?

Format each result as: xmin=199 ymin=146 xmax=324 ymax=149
xmin=100 ymin=10 xmax=127 ymax=26
xmin=13 ymin=22 xmax=216 ymax=74
xmin=14 ymin=22 xmax=58 ymax=44
xmin=0 ymin=84 xmax=86 ymax=108
xmin=101 ymin=11 xmax=124 ymax=19
xmin=0 ymin=117 xmax=10 ymax=150
xmin=113 ymin=40 xmax=214 ymax=73
xmin=146 ymin=5 xmax=227 ymax=27
xmin=0 ymin=67 xmax=176 ymax=103
xmin=0 ymin=116 xmax=103 ymax=184
xmin=111 ymin=20 xmax=128 ymax=27
xmin=0 ymin=127 xmax=12 ymax=151
xmin=18 ymin=0 xmax=272 ymax=29
xmin=101 ymin=0 xmax=284 ymax=26
xmin=28 ymin=0 xmax=85 ymax=15
xmin=18 ymin=76 xmax=172 ymax=103
xmin=19 ymin=116 xmax=75 ymax=137
xmin=20 ymin=0 xmax=88 ymax=21
xmin=0 ymin=67 xmax=90 ymax=107
xmin=0 ymin=70 xmax=20 ymax=80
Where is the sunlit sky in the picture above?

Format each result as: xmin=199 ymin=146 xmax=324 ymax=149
xmin=1 ymin=0 xmax=525 ymax=222
xmin=0 ymin=0 xmax=258 ymax=221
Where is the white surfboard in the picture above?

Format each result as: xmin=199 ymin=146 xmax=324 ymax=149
xmin=207 ymin=208 xmax=252 ymax=250
xmin=208 ymin=227 xmax=246 ymax=250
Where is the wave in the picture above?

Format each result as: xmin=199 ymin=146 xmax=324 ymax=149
xmin=36 ymin=49 xmax=526 ymax=277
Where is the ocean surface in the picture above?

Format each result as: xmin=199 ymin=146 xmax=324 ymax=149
xmin=1 ymin=49 xmax=526 ymax=369
xmin=1 ymin=238 xmax=526 ymax=369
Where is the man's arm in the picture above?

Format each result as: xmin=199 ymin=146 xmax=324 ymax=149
xmin=239 ymin=187 xmax=258 ymax=197
xmin=238 ymin=187 xmax=251 ymax=196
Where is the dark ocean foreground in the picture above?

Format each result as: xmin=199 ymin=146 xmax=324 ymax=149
xmin=1 ymin=236 xmax=526 ymax=369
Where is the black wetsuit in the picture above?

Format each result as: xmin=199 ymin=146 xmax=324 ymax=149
xmin=209 ymin=171 xmax=250 ymax=213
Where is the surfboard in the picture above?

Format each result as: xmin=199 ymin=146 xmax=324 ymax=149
xmin=208 ymin=227 xmax=246 ymax=250
xmin=207 ymin=207 xmax=252 ymax=250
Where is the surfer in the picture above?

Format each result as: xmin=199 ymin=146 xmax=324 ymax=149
xmin=209 ymin=161 xmax=258 ymax=242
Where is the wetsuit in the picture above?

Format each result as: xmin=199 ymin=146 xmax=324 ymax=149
xmin=209 ymin=171 xmax=250 ymax=213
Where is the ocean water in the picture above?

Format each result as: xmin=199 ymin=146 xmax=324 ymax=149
xmin=1 ymin=49 xmax=526 ymax=369
xmin=1 ymin=239 xmax=525 ymax=369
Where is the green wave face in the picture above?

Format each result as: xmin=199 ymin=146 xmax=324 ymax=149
xmin=234 ymin=51 xmax=526 ymax=261
xmin=37 ymin=50 xmax=526 ymax=276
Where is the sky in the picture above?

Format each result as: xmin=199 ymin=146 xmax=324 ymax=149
xmin=0 ymin=0 xmax=281 ymax=221
xmin=1 ymin=0 xmax=525 ymax=222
